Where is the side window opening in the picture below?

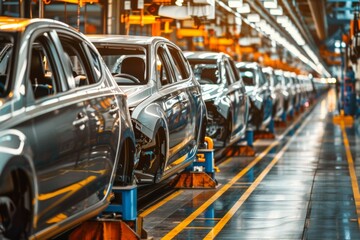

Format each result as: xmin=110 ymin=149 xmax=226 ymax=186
xmin=156 ymin=46 xmax=171 ymax=86
xmin=63 ymin=45 xmax=89 ymax=87
xmin=87 ymin=46 xmax=102 ymax=82
xmin=58 ymin=35 xmax=96 ymax=87
xmin=0 ymin=40 xmax=13 ymax=97
xmin=29 ymin=35 xmax=57 ymax=100
xmin=224 ymin=61 xmax=234 ymax=85
xmin=167 ymin=45 xmax=190 ymax=81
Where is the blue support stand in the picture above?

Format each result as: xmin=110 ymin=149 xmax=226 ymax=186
xmin=246 ymin=129 xmax=254 ymax=147
xmin=281 ymin=110 xmax=287 ymax=122
xmin=173 ymin=137 xmax=217 ymax=188
xmin=191 ymin=148 xmax=215 ymax=179
xmin=289 ymin=108 xmax=294 ymax=118
xmin=105 ymin=185 xmax=137 ymax=221
xmin=268 ymin=118 xmax=275 ymax=134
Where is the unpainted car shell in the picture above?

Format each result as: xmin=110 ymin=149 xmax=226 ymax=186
xmin=284 ymin=71 xmax=301 ymax=110
xmin=88 ymin=35 xmax=208 ymax=183
xmin=185 ymin=51 xmax=249 ymax=147
xmin=0 ymin=18 xmax=136 ymax=239
xmin=274 ymin=69 xmax=295 ymax=115
xmin=236 ymin=62 xmax=273 ymax=129
xmin=262 ymin=66 xmax=285 ymax=120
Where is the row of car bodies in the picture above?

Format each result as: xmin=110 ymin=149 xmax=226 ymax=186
xmin=0 ymin=18 xmax=138 ymax=239
xmin=0 ymin=17 xmax=323 ymax=240
xmin=183 ymin=51 xmax=249 ymax=148
xmin=88 ymin=35 xmax=207 ymax=184
xmin=0 ymin=19 xmax=209 ymax=239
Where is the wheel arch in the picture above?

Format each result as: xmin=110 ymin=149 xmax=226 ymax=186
xmin=0 ymin=155 xmax=37 ymax=234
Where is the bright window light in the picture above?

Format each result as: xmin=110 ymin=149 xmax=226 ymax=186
xmin=237 ymin=3 xmax=250 ymax=13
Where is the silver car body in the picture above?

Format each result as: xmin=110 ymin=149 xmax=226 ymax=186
xmin=184 ymin=51 xmax=249 ymax=147
xmin=89 ymin=35 xmax=207 ymax=183
xmin=0 ymin=18 xmax=136 ymax=239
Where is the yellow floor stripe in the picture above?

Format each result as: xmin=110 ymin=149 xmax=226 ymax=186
xmin=139 ymin=190 xmax=183 ymax=218
xmin=195 ymin=218 xmax=222 ymax=221
xmin=161 ymin=102 xmax=312 ymax=239
xmin=204 ymin=111 xmax=311 ymax=239
xmin=185 ymin=227 xmax=214 ymax=230
xmin=340 ymin=121 xmax=360 ymax=227
xmin=161 ymin=140 xmax=279 ymax=240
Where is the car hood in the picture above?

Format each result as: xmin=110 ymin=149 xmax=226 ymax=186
xmin=200 ymin=84 xmax=225 ymax=102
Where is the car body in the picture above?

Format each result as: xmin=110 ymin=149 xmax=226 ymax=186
xmin=184 ymin=51 xmax=249 ymax=148
xmin=0 ymin=18 xmax=137 ymax=239
xmin=236 ymin=62 xmax=273 ymax=129
xmin=262 ymin=66 xmax=285 ymax=120
xmin=274 ymin=69 xmax=295 ymax=118
xmin=284 ymin=71 xmax=301 ymax=111
xmin=297 ymin=74 xmax=315 ymax=105
xmin=88 ymin=35 xmax=207 ymax=183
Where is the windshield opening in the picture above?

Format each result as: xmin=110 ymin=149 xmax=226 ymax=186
xmin=239 ymin=68 xmax=255 ymax=86
xmin=95 ymin=45 xmax=147 ymax=85
xmin=191 ymin=63 xmax=220 ymax=85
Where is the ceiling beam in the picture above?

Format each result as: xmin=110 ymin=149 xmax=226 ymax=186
xmin=327 ymin=0 xmax=358 ymax=2
xmin=280 ymin=0 xmax=316 ymax=47
xmin=307 ymin=0 xmax=328 ymax=41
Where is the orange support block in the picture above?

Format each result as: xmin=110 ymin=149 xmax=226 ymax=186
xmin=171 ymin=172 xmax=217 ymax=189
xmin=225 ymin=145 xmax=256 ymax=157
xmin=69 ymin=220 xmax=140 ymax=240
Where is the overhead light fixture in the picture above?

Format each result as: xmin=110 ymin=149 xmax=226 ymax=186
xmin=270 ymin=6 xmax=283 ymax=15
xmin=175 ymin=0 xmax=183 ymax=6
xmin=263 ymin=0 xmax=277 ymax=9
xmin=237 ymin=3 xmax=250 ymax=13
xmin=247 ymin=13 xmax=260 ymax=23
xmin=276 ymin=16 xmax=288 ymax=25
xmin=334 ymin=40 xmax=341 ymax=48
xmin=228 ymin=0 xmax=243 ymax=8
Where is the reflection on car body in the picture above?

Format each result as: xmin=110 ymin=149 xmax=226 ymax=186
xmin=262 ymin=66 xmax=285 ymax=120
xmin=236 ymin=62 xmax=273 ymax=129
xmin=274 ymin=69 xmax=295 ymax=116
xmin=184 ymin=51 xmax=249 ymax=148
xmin=89 ymin=35 xmax=207 ymax=184
xmin=284 ymin=71 xmax=301 ymax=111
xmin=0 ymin=18 xmax=136 ymax=240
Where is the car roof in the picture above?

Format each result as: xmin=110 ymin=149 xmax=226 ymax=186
xmin=236 ymin=62 xmax=260 ymax=69
xmin=183 ymin=51 xmax=229 ymax=60
xmin=0 ymin=17 xmax=68 ymax=32
xmin=87 ymin=34 xmax=169 ymax=46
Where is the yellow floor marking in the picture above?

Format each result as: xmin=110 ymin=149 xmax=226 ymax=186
xmin=204 ymin=111 xmax=311 ymax=239
xmin=340 ymin=121 xmax=360 ymax=227
xmin=233 ymin=182 xmax=252 ymax=185
xmin=185 ymin=227 xmax=214 ymax=229
xmin=195 ymin=218 xmax=222 ymax=221
xmin=139 ymin=190 xmax=183 ymax=218
xmin=161 ymin=96 xmax=314 ymax=239
xmin=161 ymin=140 xmax=279 ymax=240
xmin=229 ymin=186 xmax=250 ymax=189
